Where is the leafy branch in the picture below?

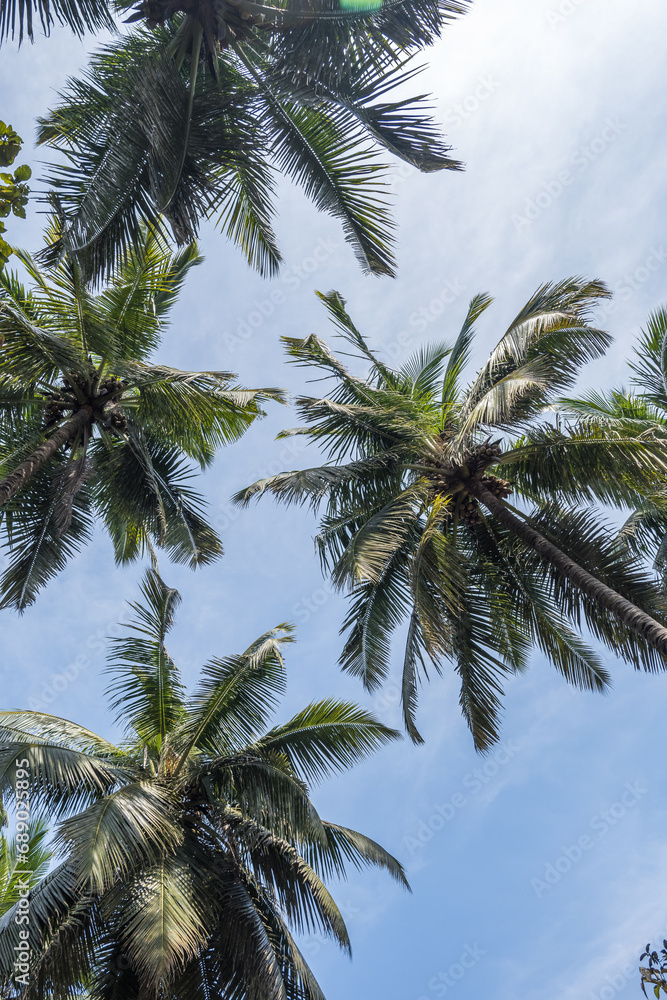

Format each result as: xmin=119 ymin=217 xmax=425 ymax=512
xmin=640 ymin=942 xmax=667 ymax=997
xmin=0 ymin=122 xmax=31 ymax=270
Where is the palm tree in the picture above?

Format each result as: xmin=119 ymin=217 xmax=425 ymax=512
xmin=36 ymin=0 xmax=467 ymax=282
xmin=0 ymin=226 xmax=282 ymax=610
xmin=234 ymin=282 xmax=667 ymax=750
xmin=0 ymin=569 xmax=407 ymax=1000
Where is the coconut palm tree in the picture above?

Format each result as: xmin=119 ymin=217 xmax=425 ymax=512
xmin=0 ymin=568 xmax=406 ymax=1000
xmin=0 ymin=226 xmax=282 ymax=610
xmin=234 ymin=282 xmax=667 ymax=750
xmin=36 ymin=0 xmax=467 ymax=283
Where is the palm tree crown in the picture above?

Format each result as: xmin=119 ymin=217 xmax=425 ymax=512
xmin=235 ymin=283 xmax=667 ymax=750
xmin=0 ymin=226 xmax=283 ymax=610
xmin=37 ymin=0 xmax=467 ymax=282
xmin=0 ymin=569 xmax=406 ymax=1000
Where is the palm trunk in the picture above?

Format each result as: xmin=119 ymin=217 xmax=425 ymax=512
xmin=0 ymin=406 xmax=93 ymax=507
xmin=471 ymin=480 xmax=667 ymax=657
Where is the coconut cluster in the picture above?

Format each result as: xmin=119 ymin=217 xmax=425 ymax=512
xmin=102 ymin=405 xmax=129 ymax=432
xmin=44 ymin=394 xmax=72 ymax=427
xmin=454 ymin=474 xmax=513 ymax=526
xmin=424 ymin=439 xmax=513 ymax=527
xmin=42 ymin=374 xmax=129 ymax=434
xmin=128 ymin=0 xmax=267 ymax=47
xmin=98 ymin=377 xmax=126 ymax=396
xmin=43 ymin=378 xmax=81 ymax=428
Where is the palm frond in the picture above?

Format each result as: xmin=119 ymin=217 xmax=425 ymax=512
xmin=328 ymin=482 xmax=423 ymax=587
xmin=630 ymin=306 xmax=667 ymax=408
xmin=106 ymin=568 xmax=187 ymax=745
xmin=441 ymin=291 xmax=492 ymax=409
xmin=0 ymin=819 xmax=51 ymax=916
xmin=222 ymin=813 xmax=350 ymax=950
xmin=0 ymin=711 xmax=120 ymax=756
xmin=57 ymin=782 xmax=181 ymax=892
xmin=109 ymin=852 xmax=212 ymax=987
xmin=0 ymin=0 xmax=113 ymax=43
xmin=305 ymin=820 xmax=409 ymax=888
xmin=122 ymin=364 xmax=279 ymax=465
xmin=174 ymin=625 xmax=294 ymax=762
xmin=338 ymin=538 xmax=414 ymax=690
xmin=0 ymin=462 xmax=94 ymax=611
xmin=255 ymin=700 xmax=399 ymax=784
xmin=254 ymin=88 xmax=396 ymax=276
xmin=314 ymin=289 xmax=398 ymax=386
xmin=503 ymin=422 xmax=667 ymax=508
xmin=459 ymin=278 xmax=611 ymax=436
xmin=203 ymin=755 xmax=326 ymax=844
xmin=92 ymin=431 xmax=223 ymax=568
xmin=0 ymin=734 xmax=125 ymax=816
xmin=232 ymin=455 xmax=396 ymax=511
xmin=97 ymin=231 xmax=203 ymax=362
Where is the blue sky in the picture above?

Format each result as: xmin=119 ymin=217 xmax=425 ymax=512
xmin=2 ymin=1 xmax=667 ymax=998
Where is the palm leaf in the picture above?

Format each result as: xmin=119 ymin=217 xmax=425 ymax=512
xmin=173 ymin=625 xmax=294 ymax=763
xmin=253 ymin=86 xmax=396 ymax=276
xmin=459 ymin=278 xmax=612 ymax=435
xmin=57 ymin=782 xmax=181 ymax=892
xmin=0 ymin=734 xmax=125 ymax=816
xmin=109 ymin=852 xmax=212 ymax=987
xmin=0 ymin=0 xmax=113 ymax=43
xmin=255 ymin=699 xmax=399 ymax=783
xmin=0 ymin=463 xmax=94 ymax=611
xmin=304 ymin=820 xmax=409 ymax=888
xmin=106 ymin=569 xmax=186 ymax=745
